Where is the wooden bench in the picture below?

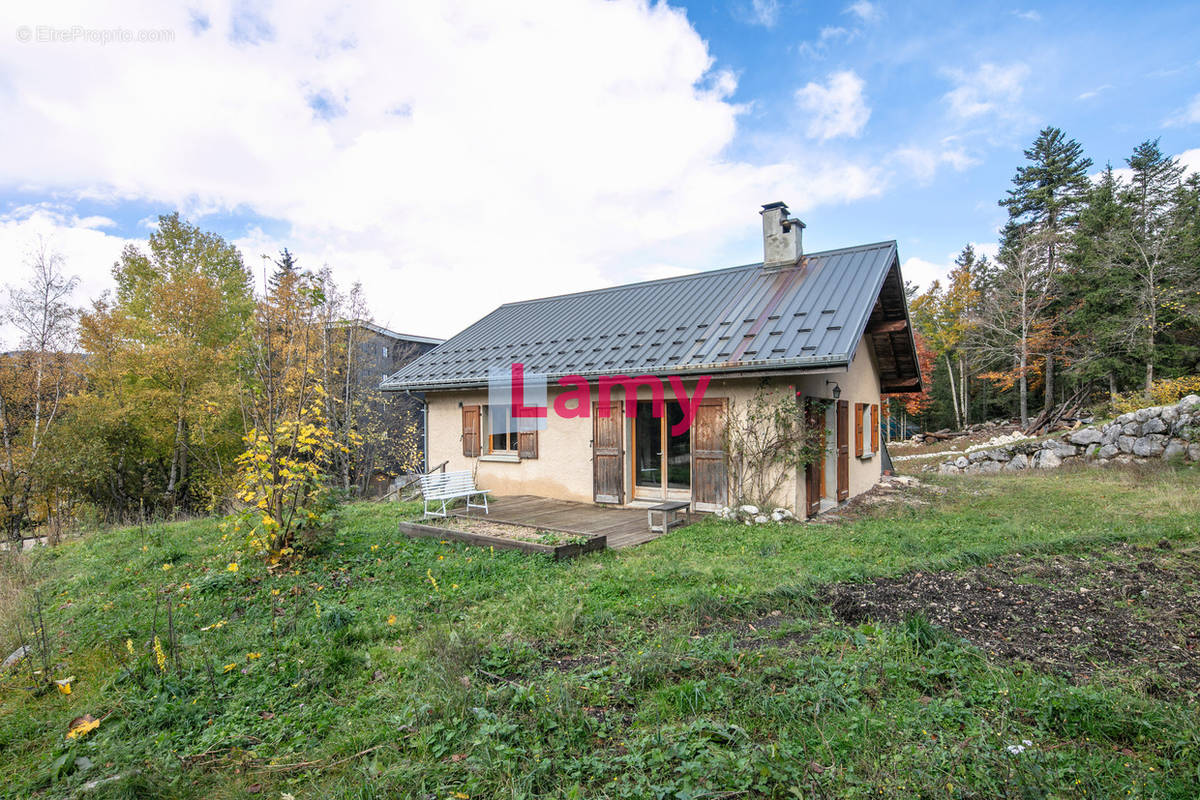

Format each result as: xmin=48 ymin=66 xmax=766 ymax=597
xmin=647 ymin=500 xmax=690 ymax=533
xmin=419 ymin=470 xmax=490 ymax=518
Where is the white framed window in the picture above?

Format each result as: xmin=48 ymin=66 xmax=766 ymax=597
xmin=484 ymin=405 xmax=519 ymax=454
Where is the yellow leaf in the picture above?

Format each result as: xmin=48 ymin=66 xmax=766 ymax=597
xmin=55 ymin=677 xmax=74 ymax=695
xmin=66 ymin=715 xmax=99 ymax=739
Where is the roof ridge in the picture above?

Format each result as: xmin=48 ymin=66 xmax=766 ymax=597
xmin=498 ymin=240 xmax=897 ymax=309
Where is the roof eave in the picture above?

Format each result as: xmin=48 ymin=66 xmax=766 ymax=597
xmin=380 ymin=354 xmax=854 ymax=393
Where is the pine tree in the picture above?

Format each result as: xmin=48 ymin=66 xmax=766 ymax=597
xmin=998 ymin=127 xmax=1093 ymax=412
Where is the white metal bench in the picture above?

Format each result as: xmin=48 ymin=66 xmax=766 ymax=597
xmin=419 ymin=470 xmax=490 ymax=518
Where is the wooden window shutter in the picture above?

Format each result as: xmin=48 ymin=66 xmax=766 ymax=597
xmin=836 ymin=400 xmax=849 ymax=502
xmin=462 ymin=405 xmax=480 ymax=457
xmin=854 ymin=402 xmax=864 ymax=457
xmin=871 ymin=404 xmax=879 ymax=453
xmin=518 ymin=430 xmax=538 ymax=459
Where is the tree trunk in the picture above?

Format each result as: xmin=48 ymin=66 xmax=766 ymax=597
xmin=1018 ymin=351 xmax=1029 ymax=426
xmin=959 ymin=354 xmax=969 ymax=425
xmin=1043 ymin=354 xmax=1054 ymax=414
xmin=1109 ymin=372 xmax=1118 ymax=403
xmin=944 ymin=353 xmax=961 ymax=429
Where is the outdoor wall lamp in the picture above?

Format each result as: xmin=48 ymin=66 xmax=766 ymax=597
xmin=826 ymin=380 xmax=841 ymax=399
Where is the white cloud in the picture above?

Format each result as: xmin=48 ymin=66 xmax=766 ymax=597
xmin=1012 ymin=9 xmax=1041 ymax=22
xmin=794 ymin=71 xmax=871 ymax=140
xmin=1090 ymin=148 xmax=1200 ymax=186
xmin=1077 ymin=84 xmax=1113 ymax=101
xmin=902 ymin=242 xmax=999 ymax=292
xmin=893 ymin=139 xmax=977 ymax=183
xmin=943 ymin=62 xmax=1030 ymax=120
xmin=746 ymin=0 xmax=780 ymax=28
xmin=0 ymin=1 xmax=890 ymax=339
xmin=844 ymin=1 xmax=882 ymax=23
xmin=1166 ymin=93 xmax=1200 ymax=127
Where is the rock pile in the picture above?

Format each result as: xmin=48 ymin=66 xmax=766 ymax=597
xmin=715 ymin=504 xmax=797 ymax=524
xmin=935 ymin=395 xmax=1200 ymax=475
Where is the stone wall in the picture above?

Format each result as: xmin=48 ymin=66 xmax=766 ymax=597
xmin=937 ymin=395 xmax=1200 ymax=475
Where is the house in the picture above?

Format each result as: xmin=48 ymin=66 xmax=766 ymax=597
xmin=381 ymin=202 xmax=921 ymax=518
xmin=326 ymin=321 xmax=443 ymax=492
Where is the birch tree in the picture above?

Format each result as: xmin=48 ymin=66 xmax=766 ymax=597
xmin=0 ymin=242 xmax=80 ymax=541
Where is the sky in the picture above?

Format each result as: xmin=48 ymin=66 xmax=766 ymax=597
xmin=1 ymin=0 xmax=1198 ymax=345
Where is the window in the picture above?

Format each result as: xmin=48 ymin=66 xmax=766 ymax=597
xmin=381 ymin=346 xmax=388 ymax=359
xmin=859 ymin=403 xmax=875 ymax=458
xmin=485 ymin=405 xmax=519 ymax=453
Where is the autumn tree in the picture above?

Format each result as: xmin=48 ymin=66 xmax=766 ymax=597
xmin=232 ymin=266 xmax=350 ymax=561
xmin=0 ymin=243 xmax=81 ymax=541
xmin=77 ymin=214 xmax=253 ymax=515
xmin=973 ymin=231 xmax=1060 ymax=425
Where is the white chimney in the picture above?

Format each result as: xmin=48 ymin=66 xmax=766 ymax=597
xmin=760 ymin=201 xmax=804 ymax=269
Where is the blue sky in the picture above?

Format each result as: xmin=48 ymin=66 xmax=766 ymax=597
xmin=1 ymin=0 xmax=1198 ymax=341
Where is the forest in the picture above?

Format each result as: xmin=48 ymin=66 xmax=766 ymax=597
xmin=891 ymin=128 xmax=1200 ymax=436
xmin=0 ymin=216 xmax=422 ymax=550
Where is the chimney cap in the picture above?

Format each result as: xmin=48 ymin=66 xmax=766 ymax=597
xmin=760 ymin=201 xmax=788 ymax=211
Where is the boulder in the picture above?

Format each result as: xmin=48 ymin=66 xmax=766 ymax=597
xmin=1122 ymin=422 xmax=1140 ymax=436
xmin=1163 ymin=441 xmax=1187 ymax=462
xmin=954 ymin=456 xmax=969 ymax=469
xmin=1004 ymin=453 xmax=1029 ymax=471
xmin=739 ymin=504 xmax=759 ymax=516
xmin=1068 ymin=428 xmax=1104 ymax=446
xmin=1132 ymin=436 xmax=1165 ymax=458
xmin=1047 ymin=440 xmax=1078 ymax=457
xmin=753 ymin=515 xmax=769 ymax=524
xmin=979 ymin=459 xmax=1003 ymax=474
xmin=1142 ymin=417 xmax=1167 ymax=435
xmin=1084 ymin=443 xmax=1100 ymax=460
xmin=1097 ymin=444 xmax=1119 ymax=460
xmin=1117 ymin=435 xmax=1136 ymax=453
xmin=1102 ymin=426 xmax=1120 ymax=445
xmin=1188 ymin=444 xmax=1200 ymax=462
xmin=938 ymin=462 xmax=960 ymax=475
xmin=1034 ymin=450 xmax=1062 ymax=469
xmin=968 ymin=450 xmax=989 ymax=463
xmin=1179 ymin=394 xmax=1200 ymax=412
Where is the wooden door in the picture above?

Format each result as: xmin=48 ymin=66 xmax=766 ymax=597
xmin=804 ymin=398 xmax=821 ymax=517
xmin=592 ymin=401 xmax=624 ymax=504
xmin=836 ymin=399 xmax=849 ymax=502
xmin=691 ymin=398 xmax=727 ymax=512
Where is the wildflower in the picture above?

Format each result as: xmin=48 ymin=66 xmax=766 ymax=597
xmin=125 ymin=639 xmax=134 ymax=655
xmin=55 ymin=677 xmax=73 ymax=695
xmin=200 ymin=620 xmax=227 ymax=631
xmin=246 ymin=652 xmax=262 ymax=660
xmin=387 ymin=614 xmax=397 ymax=625
xmin=370 ymin=544 xmax=379 ymax=552
xmin=227 ymin=562 xmax=239 ymax=573
xmin=153 ymin=636 xmax=167 ymax=672
xmin=426 ymin=569 xmax=439 ymax=592
xmin=222 ymin=662 xmax=237 ymax=673
xmin=161 ymin=563 xmax=172 ymax=571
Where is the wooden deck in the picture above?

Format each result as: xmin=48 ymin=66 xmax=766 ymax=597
xmin=450 ymin=494 xmax=675 ymax=549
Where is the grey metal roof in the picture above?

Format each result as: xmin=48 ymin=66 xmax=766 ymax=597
xmin=382 ymin=240 xmax=915 ymax=392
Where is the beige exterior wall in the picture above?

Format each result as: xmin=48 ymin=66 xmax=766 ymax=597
xmin=421 ymin=338 xmax=883 ymax=517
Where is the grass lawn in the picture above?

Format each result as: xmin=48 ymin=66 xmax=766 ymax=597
xmin=2 ymin=466 xmax=1199 ymax=798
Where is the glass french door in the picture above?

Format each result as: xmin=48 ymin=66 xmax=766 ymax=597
xmin=633 ymin=400 xmax=690 ymax=498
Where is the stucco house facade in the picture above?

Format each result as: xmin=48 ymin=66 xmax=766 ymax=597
xmin=382 ymin=202 xmax=921 ymax=518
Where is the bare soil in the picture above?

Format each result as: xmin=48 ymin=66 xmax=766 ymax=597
xmin=824 ymin=541 xmax=1200 ymax=694
xmin=428 ymin=516 xmax=587 ymax=546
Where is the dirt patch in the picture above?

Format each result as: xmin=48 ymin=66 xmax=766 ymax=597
xmin=427 ymin=517 xmax=589 ymax=546
xmin=825 ymin=541 xmax=1200 ymax=692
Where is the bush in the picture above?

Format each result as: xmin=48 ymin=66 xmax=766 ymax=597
xmin=1112 ymin=375 xmax=1200 ymax=414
